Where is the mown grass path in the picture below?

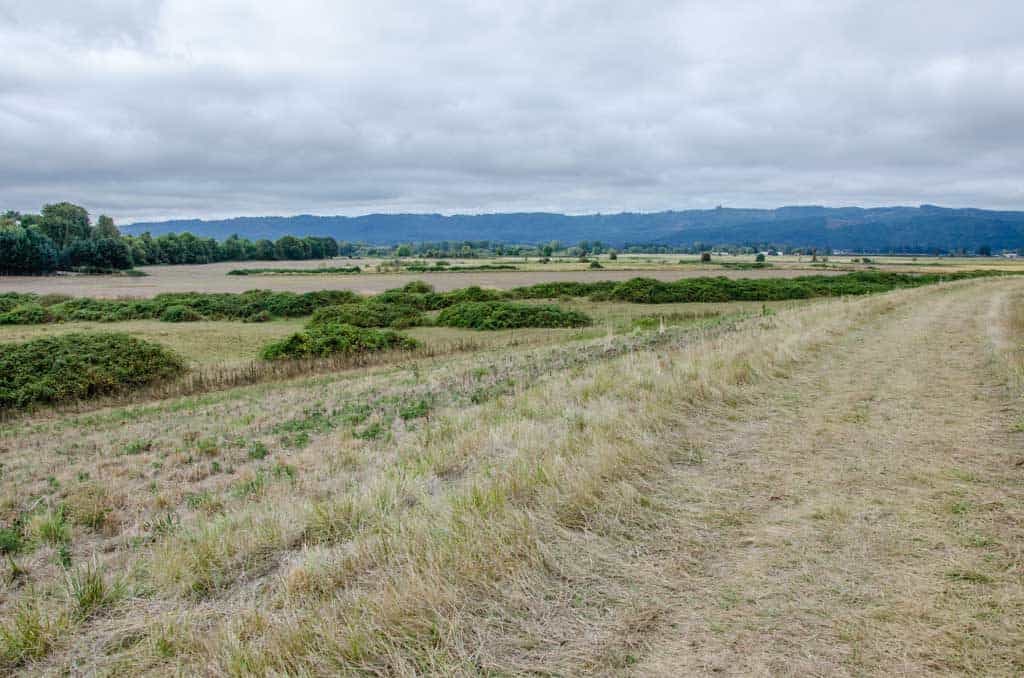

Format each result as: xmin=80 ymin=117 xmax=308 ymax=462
xmin=633 ymin=281 xmax=1023 ymax=675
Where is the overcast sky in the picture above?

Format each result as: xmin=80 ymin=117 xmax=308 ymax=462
xmin=1 ymin=1 xmax=1023 ymax=223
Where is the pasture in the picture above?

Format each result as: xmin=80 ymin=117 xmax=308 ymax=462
xmin=3 ymin=253 xmax=1021 ymax=299
xmin=0 ymin=261 xmax=1021 ymax=675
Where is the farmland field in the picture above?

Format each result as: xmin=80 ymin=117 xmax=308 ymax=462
xmin=0 ymin=264 xmax=1022 ymax=675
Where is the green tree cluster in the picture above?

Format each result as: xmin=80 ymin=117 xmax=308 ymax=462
xmin=1 ymin=202 xmax=342 ymax=274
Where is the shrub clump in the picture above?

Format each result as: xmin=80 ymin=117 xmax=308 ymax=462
xmin=0 ymin=333 xmax=185 ymax=410
xmin=309 ymin=300 xmax=425 ymax=329
xmin=159 ymin=305 xmax=204 ymax=322
xmin=260 ymin=322 xmax=420 ymax=360
xmin=436 ymin=301 xmax=592 ymax=330
xmin=0 ymin=303 xmax=53 ymax=325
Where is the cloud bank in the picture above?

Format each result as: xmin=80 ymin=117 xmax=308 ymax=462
xmin=1 ymin=0 xmax=1023 ymax=222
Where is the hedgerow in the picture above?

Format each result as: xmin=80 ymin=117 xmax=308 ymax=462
xmin=507 ymin=280 xmax=619 ymax=299
xmin=260 ymin=322 xmax=420 ymax=360
xmin=1 ymin=289 xmax=365 ymax=324
xmin=436 ymin=301 xmax=593 ymax=330
xmin=506 ymin=270 xmax=1011 ymax=304
xmin=227 ymin=266 xmax=361 ymax=275
xmin=0 ymin=333 xmax=185 ymax=410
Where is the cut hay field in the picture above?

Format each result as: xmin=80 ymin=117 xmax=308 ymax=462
xmin=0 ymin=271 xmax=1022 ymax=675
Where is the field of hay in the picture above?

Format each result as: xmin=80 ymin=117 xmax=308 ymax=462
xmin=0 ymin=264 xmax=1022 ymax=675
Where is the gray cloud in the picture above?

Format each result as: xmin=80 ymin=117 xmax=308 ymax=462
xmin=1 ymin=0 xmax=1023 ymax=222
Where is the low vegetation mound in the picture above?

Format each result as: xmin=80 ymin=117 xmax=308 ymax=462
xmin=159 ymin=305 xmax=204 ymax=322
xmin=0 ymin=289 xmax=364 ymax=324
xmin=309 ymin=300 xmax=425 ymax=329
xmin=227 ymin=266 xmax=361 ymax=275
xmin=436 ymin=301 xmax=593 ymax=330
xmin=375 ymin=283 xmax=507 ymax=311
xmin=510 ymin=269 xmax=1010 ymax=304
xmin=0 ymin=333 xmax=185 ymax=410
xmin=260 ymin=322 xmax=420 ymax=360
xmin=0 ymin=303 xmax=53 ymax=325
xmin=403 ymin=262 xmax=518 ymax=272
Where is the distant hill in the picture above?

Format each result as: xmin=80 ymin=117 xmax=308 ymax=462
xmin=125 ymin=205 xmax=1024 ymax=252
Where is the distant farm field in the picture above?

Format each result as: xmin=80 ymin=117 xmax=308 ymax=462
xmin=0 ymin=259 xmax=849 ymax=298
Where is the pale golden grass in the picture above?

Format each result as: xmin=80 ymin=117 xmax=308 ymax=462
xmin=0 ymin=298 xmax=783 ymax=420
xmin=1 ymin=277 xmax=1022 ymax=675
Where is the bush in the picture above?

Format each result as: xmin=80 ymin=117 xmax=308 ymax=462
xmin=440 ymin=285 xmax=506 ymax=306
xmin=0 ymin=303 xmax=53 ymax=325
xmin=700 ymin=252 xmax=712 ymax=262
xmin=401 ymin=281 xmax=434 ymax=294
xmin=260 ymin=323 xmax=420 ymax=360
xmin=436 ymin=301 xmax=592 ymax=330
xmin=159 ymin=305 xmax=204 ymax=322
xmin=755 ymin=253 xmax=766 ymax=262
xmin=0 ymin=527 xmax=22 ymax=554
xmin=0 ymin=333 xmax=185 ymax=410
xmin=508 ymin=280 xmax=619 ymax=300
xmin=309 ymin=300 xmax=425 ymax=329
xmin=589 ymin=260 xmax=603 ymax=269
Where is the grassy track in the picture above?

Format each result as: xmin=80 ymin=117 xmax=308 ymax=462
xmin=1 ymin=277 xmax=1021 ymax=674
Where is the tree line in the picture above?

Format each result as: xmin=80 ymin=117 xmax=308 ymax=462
xmin=0 ymin=202 xmax=342 ymax=275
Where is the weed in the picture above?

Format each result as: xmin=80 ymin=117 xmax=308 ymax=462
xmin=0 ymin=603 xmax=54 ymax=667
xmin=65 ymin=560 xmax=122 ymax=620
xmin=248 ymin=441 xmax=269 ymax=460
xmin=30 ymin=507 xmax=70 ymax=546
xmin=0 ymin=527 xmax=23 ymax=554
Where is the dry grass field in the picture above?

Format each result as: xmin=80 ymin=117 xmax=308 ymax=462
xmin=0 ymin=270 xmax=1022 ymax=675
xmin=0 ymin=260 xmax=842 ymax=298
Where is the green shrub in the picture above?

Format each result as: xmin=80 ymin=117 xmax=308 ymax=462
xmin=401 ymin=281 xmax=434 ymax=294
xmin=0 ymin=333 xmax=185 ymax=410
xmin=159 ymin=305 xmax=204 ymax=322
xmin=441 ymin=285 xmax=506 ymax=306
xmin=309 ymin=300 xmax=425 ymax=329
xmin=37 ymin=294 xmax=72 ymax=307
xmin=508 ymin=280 xmax=619 ymax=299
xmin=0 ymin=527 xmax=22 ymax=554
xmin=260 ymin=322 xmax=420 ymax=360
xmin=436 ymin=301 xmax=592 ymax=330
xmin=0 ymin=303 xmax=53 ymax=325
